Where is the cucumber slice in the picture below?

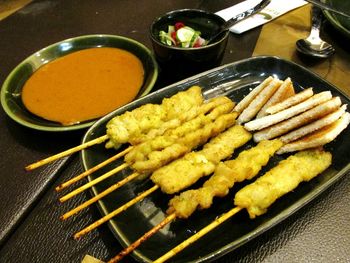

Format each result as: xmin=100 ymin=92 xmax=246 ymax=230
xmin=176 ymin=26 xmax=196 ymax=46
xmin=159 ymin=31 xmax=174 ymax=46
xmin=168 ymin=25 xmax=175 ymax=34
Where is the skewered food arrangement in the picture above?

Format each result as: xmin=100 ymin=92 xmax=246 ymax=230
xmin=167 ymin=139 xmax=283 ymax=219
xmin=25 ymin=74 xmax=350 ymax=263
xmin=105 ymin=85 xmax=204 ymax=147
xmin=152 ymin=148 xmax=332 ymax=263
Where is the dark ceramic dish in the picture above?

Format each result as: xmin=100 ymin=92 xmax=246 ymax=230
xmin=81 ymin=56 xmax=350 ymax=262
xmin=323 ymin=0 xmax=350 ymax=38
xmin=150 ymin=9 xmax=229 ymax=83
xmin=0 ymin=34 xmax=158 ymax=132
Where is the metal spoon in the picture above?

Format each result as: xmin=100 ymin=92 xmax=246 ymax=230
xmin=207 ymin=0 xmax=271 ymax=44
xmin=296 ymin=5 xmax=335 ymax=58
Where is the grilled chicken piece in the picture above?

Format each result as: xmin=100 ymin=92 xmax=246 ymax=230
xmin=151 ymin=125 xmax=252 ymax=194
xmin=105 ymin=86 xmax=203 ymax=148
xmin=126 ymin=111 xmax=237 ymax=173
xmin=234 ymin=149 xmax=332 ymax=218
xmin=131 ymin=96 xmax=233 ymax=145
xmin=167 ymin=139 xmax=283 ymax=219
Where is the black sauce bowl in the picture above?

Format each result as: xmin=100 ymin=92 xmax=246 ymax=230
xmin=150 ymin=9 xmax=229 ymax=84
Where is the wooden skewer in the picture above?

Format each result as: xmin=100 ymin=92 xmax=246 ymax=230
xmin=59 ymin=163 xmax=129 ymax=202
xmin=74 ymin=185 xmax=159 ymax=239
xmin=108 ymin=213 xmax=177 ymax=263
xmin=107 ymin=207 xmax=242 ymax=263
xmin=60 ymin=171 xmax=141 ymax=220
xmin=55 ymin=146 xmax=133 ymax=192
xmin=154 ymin=207 xmax=242 ymax=263
xmin=25 ymin=135 xmax=109 ymax=171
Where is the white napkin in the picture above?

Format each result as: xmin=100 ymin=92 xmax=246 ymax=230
xmin=216 ymin=0 xmax=307 ymax=34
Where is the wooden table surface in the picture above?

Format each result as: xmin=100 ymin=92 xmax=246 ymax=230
xmin=0 ymin=0 xmax=32 ymax=20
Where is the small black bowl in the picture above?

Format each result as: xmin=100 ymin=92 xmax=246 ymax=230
xmin=150 ymin=9 xmax=229 ymax=84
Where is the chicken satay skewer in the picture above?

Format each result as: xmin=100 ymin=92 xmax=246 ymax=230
xmin=73 ymin=139 xmax=278 ymax=239
xmin=102 ymin=148 xmax=330 ymax=263
xmin=107 ymin=139 xmax=280 ymax=261
xmin=152 ymin=149 xmax=332 ymax=263
xmin=25 ymin=86 xmax=204 ymax=171
xmin=56 ymin=96 xmax=232 ymax=193
xmin=74 ymin=125 xmax=252 ymax=237
xmin=61 ymin=122 xmax=249 ymax=220
xmin=166 ymin=139 xmax=282 ymax=219
xmin=59 ymin=108 xmax=237 ymax=202
xmin=60 ymin=113 xmax=240 ymax=218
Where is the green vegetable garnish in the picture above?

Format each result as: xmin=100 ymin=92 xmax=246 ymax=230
xmin=159 ymin=22 xmax=207 ymax=48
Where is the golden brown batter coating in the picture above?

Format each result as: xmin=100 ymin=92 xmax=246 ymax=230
xmin=167 ymin=140 xmax=282 ymax=219
xmin=105 ymin=86 xmax=203 ymax=148
xmin=151 ymin=125 xmax=252 ymax=194
xmin=127 ymin=112 xmax=238 ymax=173
xmin=234 ymin=149 xmax=332 ymax=218
xmin=130 ymin=96 xmax=233 ymax=145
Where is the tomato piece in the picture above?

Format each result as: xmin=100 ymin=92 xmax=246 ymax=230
xmin=175 ymin=22 xmax=185 ymax=31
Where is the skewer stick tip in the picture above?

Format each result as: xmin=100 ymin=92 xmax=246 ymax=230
xmin=74 ymin=185 xmax=159 ymax=239
xmin=55 ymin=184 xmax=64 ymax=192
xmin=55 ymin=147 xmax=133 ymax=192
xmin=25 ymin=135 xmax=108 ymax=171
xmin=108 ymin=213 xmax=177 ymax=263
xmin=154 ymin=207 xmax=243 ymax=263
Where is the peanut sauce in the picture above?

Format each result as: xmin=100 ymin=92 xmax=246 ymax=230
xmin=21 ymin=47 xmax=144 ymax=125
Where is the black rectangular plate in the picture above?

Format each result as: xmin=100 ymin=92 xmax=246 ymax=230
xmin=81 ymin=56 xmax=350 ymax=263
